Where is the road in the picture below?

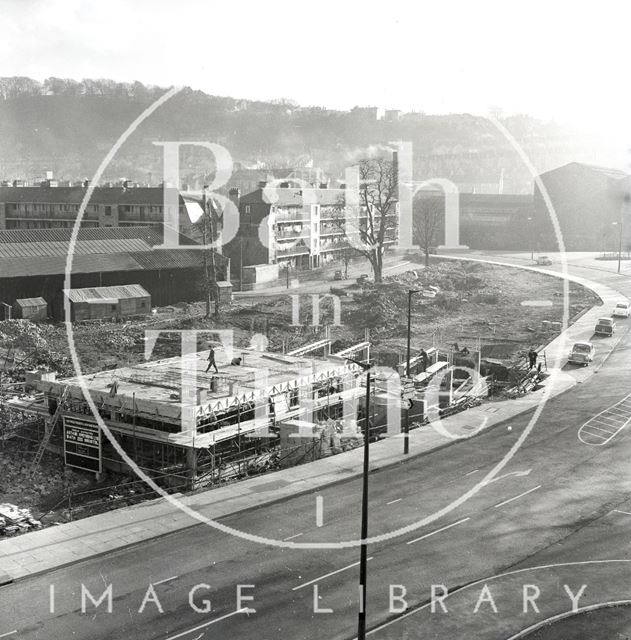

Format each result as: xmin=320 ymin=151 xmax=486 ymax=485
xmin=2 ymin=251 xmax=631 ymax=640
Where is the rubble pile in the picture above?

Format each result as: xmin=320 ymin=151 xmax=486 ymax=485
xmin=0 ymin=503 xmax=42 ymax=536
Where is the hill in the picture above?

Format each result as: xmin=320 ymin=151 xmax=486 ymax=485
xmin=0 ymin=76 xmax=615 ymax=193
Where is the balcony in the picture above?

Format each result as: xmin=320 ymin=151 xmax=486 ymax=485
xmin=276 ymin=246 xmax=310 ymax=258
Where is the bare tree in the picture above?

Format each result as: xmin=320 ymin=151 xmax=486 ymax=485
xmin=336 ymin=157 xmax=398 ymax=283
xmin=414 ymin=196 xmax=443 ymax=266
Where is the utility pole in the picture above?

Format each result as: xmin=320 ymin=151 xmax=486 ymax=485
xmin=201 ymin=186 xmax=219 ymax=318
xmin=201 ymin=187 xmax=212 ymax=318
xmin=617 ymin=218 xmax=623 ymax=275
xmin=404 ymin=290 xmax=421 ymax=455
xmin=345 ymin=357 xmax=373 ymax=640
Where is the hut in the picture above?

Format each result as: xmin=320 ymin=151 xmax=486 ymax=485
xmin=63 ymin=284 xmax=151 ymax=322
xmin=13 ymin=297 xmax=48 ymax=321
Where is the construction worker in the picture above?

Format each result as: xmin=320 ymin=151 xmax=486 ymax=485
xmin=528 ymin=348 xmax=537 ymax=369
xmin=205 ymin=345 xmax=219 ymax=373
xmin=420 ymin=348 xmax=429 ymax=372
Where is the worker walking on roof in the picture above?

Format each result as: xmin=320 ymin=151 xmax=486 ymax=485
xmin=205 ymin=345 xmax=219 ymax=373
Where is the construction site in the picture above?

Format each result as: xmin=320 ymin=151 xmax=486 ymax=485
xmin=1 ymin=337 xmax=378 ymax=495
xmin=0 ymin=259 xmax=601 ymax=527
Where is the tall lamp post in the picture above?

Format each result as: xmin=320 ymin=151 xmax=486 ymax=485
xmin=613 ymin=219 xmax=623 ymax=275
xmin=527 ymin=217 xmax=534 ymax=260
xmin=404 ymin=289 xmax=421 ymax=454
xmin=346 ymin=357 xmax=373 ymax=640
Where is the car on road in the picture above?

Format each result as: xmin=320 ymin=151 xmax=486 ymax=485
xmin=612 ymin=301 xmax=631 ymax=318
xmin=595 ymin=317 xmax=616 ymax=336
xmin=568 ymin=341 xmax=595 ymax=366
xmin=356 ymin=273 xmax=371 ymax=285
xmin=536 ymin=255 xmax=553 ymax=265
xmin=333 ymin=270 xmax=344 ymax=281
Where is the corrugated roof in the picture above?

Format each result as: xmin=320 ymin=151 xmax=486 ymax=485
xmin=14 ymin=297 xmax=47 ymax=307
xmin=64 ymin=284 xmax=150 ymax=303
xmin=0 ymin=226 xmax=164 ymax=246
xmin=0 ymin=187 xmax=184 ymax=206
xmin=0 ymin=238 xmax=154 ymax=258
xmin=129 ymin=249 xmax=205 ymax=270
xmin=0 ymin=225 xmax=223 ymax=279
xmin=0 ymin=254 xmax=143 ymax=278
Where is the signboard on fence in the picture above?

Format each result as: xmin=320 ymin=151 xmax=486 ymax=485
xmin=63 ymin=415 xmax=102 ymax=474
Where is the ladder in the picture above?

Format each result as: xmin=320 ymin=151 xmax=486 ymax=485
xmin=31 ymin=386 xmax=69 ymax=472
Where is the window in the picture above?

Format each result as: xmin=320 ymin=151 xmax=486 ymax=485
xmin=105 ymin=206 xmax=112 ymax=216
xmin=244 ymin=205 xmax=251 ymax=215
xmin=111 ymin=305 xmax=117 ymax=311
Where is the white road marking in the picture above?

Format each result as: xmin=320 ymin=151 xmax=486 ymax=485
xmin=165 ymin=608 xmax=253 ymax=640
xmin=493 ymin=485 xmax=541 ymax=509
xmin=0 ymin=632 xmax=17 ymax=639
xmin=292 ymin=558 xmax=374 ymax=591
xmin=283 ymin=532 xmax=303 ymax=541
xmin=613 ymin=509 xmax=631 ymax=517
xmin=485 ymin=468 xmax=532 ymax=485
xmin=465 ymin=469 xmax=479 ymax=476
xmin=153 ymin=575 xmax=178 ymax=586
xmin=579 ymin=392 xmax=631 ymax=445
xmin=386 ymin=498 xmax=402 ymax=505
xmin=316 ymin=495 xmax=324 ymax=527
xmin=406 ymin=518 xmax=470 ymax=545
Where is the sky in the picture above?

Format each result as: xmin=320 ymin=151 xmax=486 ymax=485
xmin=1 ymin=0 xmax=631 ymax=140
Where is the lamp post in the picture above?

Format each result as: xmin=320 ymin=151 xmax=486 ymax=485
xmin=527 ymin=217 xmax=534 ymax=260
xmin=404 ymin=290 xmax=421 ymax=455
xmin=346 ymin=357 xmax=373 ymax=640
xmin=613 ymin=220 xmax=623 ymax=274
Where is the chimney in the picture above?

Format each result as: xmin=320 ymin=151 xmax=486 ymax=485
xmin=228 ymin=187 xmax=240 ymax=210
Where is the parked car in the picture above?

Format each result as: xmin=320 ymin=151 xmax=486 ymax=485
xmin=536 ymin=255 xmax=553 ymax=266
xmin=333 ymin=270 xmax=344 ymax=281
xmin=594 ymin=317 xmax=616 ymax=336
xmin=612 ymin=301 xmax=631 ymax=318
xmin=568 ymin=341 xmax=595 ymax=366
xmin=356 ymin=273 xmax=371 ymax=285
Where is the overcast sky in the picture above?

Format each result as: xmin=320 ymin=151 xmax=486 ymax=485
xmin=2 ymin=0 xmax=630 ymax=137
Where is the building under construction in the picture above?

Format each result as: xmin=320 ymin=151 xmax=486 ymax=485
xmin=5 ymin=340 xmax=372 ymax=488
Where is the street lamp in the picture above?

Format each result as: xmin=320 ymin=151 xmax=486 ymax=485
xmin=613 ymin=220 xmax=623 ymax=274
xmin=346 ymin=356 xmax=373 ymax=640
xmin=527 ymin=217 xmax=534 ymax=260
xmin=404 ymin=290 xmax=422 ymax=455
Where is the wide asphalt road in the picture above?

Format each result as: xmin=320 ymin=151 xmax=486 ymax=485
xmin=2 ymin=253 xmax=631 ymax=640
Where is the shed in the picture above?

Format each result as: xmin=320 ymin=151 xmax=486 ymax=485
xmin=63 ymin=284 xmax=151 ymax=322
xmin=13 ymin=297 xmax=48 ymax=321
xmin=216 ymin=281 xmax=233 ymax=305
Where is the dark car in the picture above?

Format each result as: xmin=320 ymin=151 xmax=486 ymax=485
xmin=333 ymin=270 xmax=344 ymax=281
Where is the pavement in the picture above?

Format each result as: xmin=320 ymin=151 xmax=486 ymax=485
xmin=0 ymin=255 xmax=627 ymax=587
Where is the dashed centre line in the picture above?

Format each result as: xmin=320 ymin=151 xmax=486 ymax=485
xmin=386 ymin=498 xmax=402 ymax=505
xmin=284 ymin=532 xmax=303 ymax=541
xmin=407 ymin=518 xmax=471 ymax=545
xmin=0 ymin=632 xmax=17 ymax=639
xmin=292 ymin=558 xmax=374 ymax=591
xmin=493 ymin=485 xmax=541 ymax=509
